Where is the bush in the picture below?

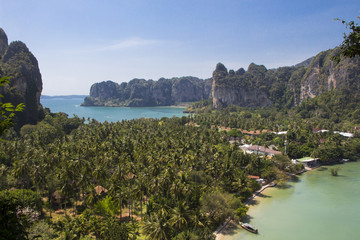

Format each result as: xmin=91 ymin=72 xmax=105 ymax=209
xmin=0 ymin=189 xmax=43 ymax=213
xmin=235 ymin=205 xmax=249 ymax=220
xmin=95 ymin=196 xmax=117 ymax=216
xmin=330 ymin=167 xmax=340 ymax=176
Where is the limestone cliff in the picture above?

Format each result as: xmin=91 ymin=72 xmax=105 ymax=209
xmin=82 ymin=77 xmax=211 ymax=107
xmin=0 ymin=28 xmax=44 ymax=128
xmin=212 ymin=63 xmax=273 ymax=108
xmin=83 ymin=47 xmax=360 ymax=109
xmin=300 ymin=48 xmax=360 ymax=102
xmin=0 ymin=28 xmax=8 ymax=58
xmin=212 ymin=48 xmax=360 ymax=109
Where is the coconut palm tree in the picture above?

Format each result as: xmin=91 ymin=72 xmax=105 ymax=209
xmin=142 ymin=213 xmax=171 ymax=240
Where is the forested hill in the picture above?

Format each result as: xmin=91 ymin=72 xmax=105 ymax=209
xmin=212 ymin=48 xmax=360 ymax=109
xmin=0 ymin=28 xmax=44 ymax=128
xmin=82 ymin=77 xmax=212 ymax=107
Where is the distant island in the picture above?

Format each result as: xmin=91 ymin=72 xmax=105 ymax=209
xmin=81 ymin=77 xmax=212 ymax=107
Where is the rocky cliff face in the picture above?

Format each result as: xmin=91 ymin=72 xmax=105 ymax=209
xmin=212 ymin=63 xmax=273 ymax=108
xmin=82 ymin=77 xmax=211 ymax=107
xmin=300 ymin=49 xmax=360 ymax=102
xmin=0 ymin=28 xmax=44 ymax=128
xmin=212 ymin=48 xmax=360 ymax=108
xmin=83 ymin=47 xmax=360 ymax=109
xmin=0 ymin=28 xmax=8 ymax=58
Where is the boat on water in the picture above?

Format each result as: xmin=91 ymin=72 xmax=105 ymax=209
xmin=240 ymin=222 xmax=258 ymax=234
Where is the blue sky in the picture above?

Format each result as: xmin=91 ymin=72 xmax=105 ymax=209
xmin=0 ymin=0 xmax=359 ymax=95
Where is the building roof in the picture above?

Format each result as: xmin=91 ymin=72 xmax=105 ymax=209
xmin=240 ymin=129 xmax=272 ymax=135
xmin=296 ymin=157 xmax=318 ymax=162
xmin=245 ymin=145 xmax=282 ymax=155
xmin=274 ymin=131 xmax=287 ymax=135
xmin=94 ymin=185 xmax=108 ymax=195
xmin=334 ymin=131 xmax=353 ymax=138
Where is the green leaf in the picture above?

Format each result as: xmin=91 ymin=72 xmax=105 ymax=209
xmin=2 ymin=103 xmax=14 ymax=109
xmin=15 ymin=103 xmax=25 ymax=112
xmin=0 ymin=76 xmax=11 ymax=85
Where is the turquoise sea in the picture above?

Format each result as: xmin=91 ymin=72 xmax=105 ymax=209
xmin=225 ymin=161 xmax=360 ymax=240
xmin=40 ymin=96 xmax=187 ymax=122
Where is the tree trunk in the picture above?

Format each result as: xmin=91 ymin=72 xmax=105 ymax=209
xmin=64 ymin=198 xmax=67 ymax=216
xmin=140 ymin=197 xmax=143 ymax=220
xmin=49 ymin=190 xmax=52 ymax=218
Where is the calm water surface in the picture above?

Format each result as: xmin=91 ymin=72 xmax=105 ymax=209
xmin=227 ymin=161 xmax=360 ymax=240
xmin=41 ymin=96 xmax=187 ymax=122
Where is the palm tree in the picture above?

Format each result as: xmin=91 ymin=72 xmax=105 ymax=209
xmin=142 ymin=213 xmax=170 ymax=240
xmin=169 ymin=201 xmax=190 ymax=235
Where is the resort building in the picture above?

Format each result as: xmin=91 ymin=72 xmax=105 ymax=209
xmin=333 ymin=131 xmax=354 ymax=138
xmin=248 ymin=175 xmax=266 ymax=185
xmin=312 ymin=128 xmax=354 ymax=138
xmin=293 ymin=157 xmax=320 ymax=169
xmin=240 ymin=144 xmax=282 ymax=157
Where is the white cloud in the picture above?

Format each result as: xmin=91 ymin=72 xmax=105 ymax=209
xmin=59 ymin=37 xmax=164 ymax=54
xmin=98 ymin=37 xmax=163 ymax=51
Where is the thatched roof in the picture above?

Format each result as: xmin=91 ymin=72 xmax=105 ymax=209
xmin=94 ymin=185 xmax=108 ymax=195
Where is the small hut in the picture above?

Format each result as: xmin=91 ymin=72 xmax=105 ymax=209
xmin=52 ymin=190 xmax=63 ymax=207
xmin=94 ymin=185 xmax=108 ymax=196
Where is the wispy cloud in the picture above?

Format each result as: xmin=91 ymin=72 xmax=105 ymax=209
xmin=61 ymin=37 xmax=164 ymax=54
xmin=98 ymin=37 xmax=163 ymax=51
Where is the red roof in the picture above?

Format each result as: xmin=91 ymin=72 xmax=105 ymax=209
xmin=248 ymin=175 xmax=260 ymax=179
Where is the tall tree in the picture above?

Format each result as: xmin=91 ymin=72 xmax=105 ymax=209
xmin=335 ymin=16 xmax=360 ymax=60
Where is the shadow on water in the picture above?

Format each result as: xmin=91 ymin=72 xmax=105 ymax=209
xmin=246 ymin=198 xmax=259 ymax=206
xmin=317 ymin=166 xmax=328 ymax=171
xmin=275 ymin=183 xmax=293 ymax=189
xmin=243 ymin=214 xmax=254 ymax=222
xmin=290 ymin=175 xmax=301 ymax=182
xmin=257 ymin=192 xmax=271 ymax=198
xmin=330 ymin=174 xmax=346 ymax=178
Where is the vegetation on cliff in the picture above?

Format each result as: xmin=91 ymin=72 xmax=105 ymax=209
xmin=82 ymin=77 xmax=212 ymax=107
xmin=0 ymin=28 xmax=44 ymax=129
xmin=211 ymin=47 xmax=360 ymax=109
xmin=85 ymin=44 xmax=360 ymax=111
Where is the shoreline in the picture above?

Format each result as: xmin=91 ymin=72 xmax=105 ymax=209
xmin=214 ymin=182 xmax=276 ymax=240
xmin=214 ymin=160 xmax=357 ymax=239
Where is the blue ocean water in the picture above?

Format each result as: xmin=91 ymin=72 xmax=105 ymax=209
xmin=40 ymin=96 xmax=188 ymax=122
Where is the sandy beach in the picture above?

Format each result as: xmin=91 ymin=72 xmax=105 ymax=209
xmin=214 ymin=182 xmax=276 ymax=240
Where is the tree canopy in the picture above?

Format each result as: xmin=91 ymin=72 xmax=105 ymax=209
xmin=336 ymin=16 xmax=360 ymax=60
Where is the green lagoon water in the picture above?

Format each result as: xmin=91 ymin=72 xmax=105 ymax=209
xmin=227 ymin=161 xmax=360 ymax=240
xmin=41 ymin=96 xmax=187 ymax=122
